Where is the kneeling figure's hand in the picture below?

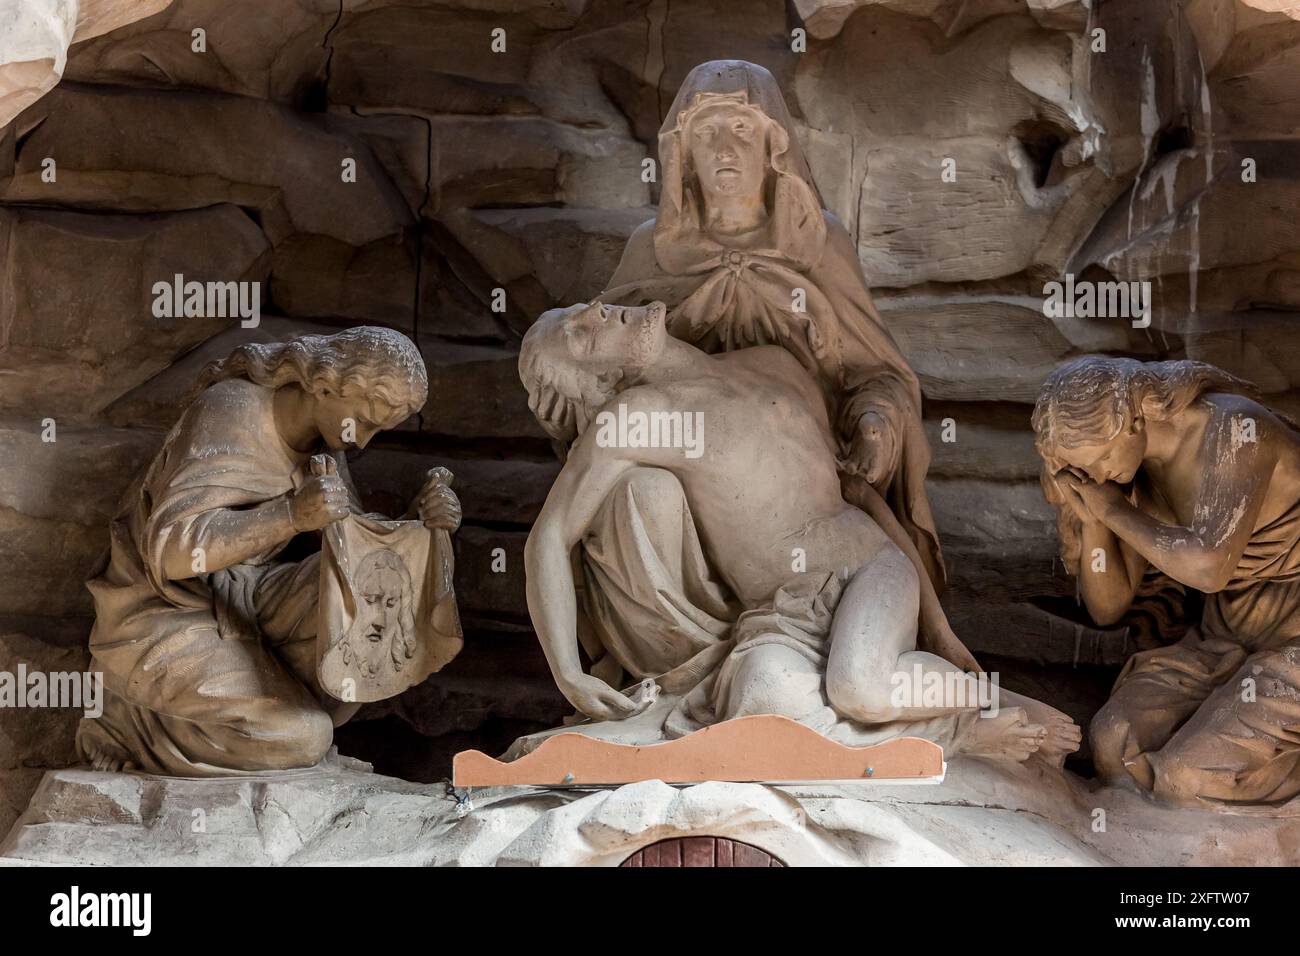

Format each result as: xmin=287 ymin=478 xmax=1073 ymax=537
xmin=413 ymin=467 xmax=462 ymax=533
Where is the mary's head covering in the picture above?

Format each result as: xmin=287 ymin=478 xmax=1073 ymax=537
xmin=654 ymin=60 xmax=828 ymax=274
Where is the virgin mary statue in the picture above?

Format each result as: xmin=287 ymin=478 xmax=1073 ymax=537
xmin=527 ymin=60 xmax=976 ymax=703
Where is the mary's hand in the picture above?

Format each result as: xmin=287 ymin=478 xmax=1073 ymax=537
xmin=845 ymin=410 xmax=900 ymax=488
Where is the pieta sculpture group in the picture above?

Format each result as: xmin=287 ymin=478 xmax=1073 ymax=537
xmin=77 ymin=61 xmax=1300 ymax=812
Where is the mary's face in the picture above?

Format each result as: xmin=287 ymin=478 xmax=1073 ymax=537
xmin=686 ymin=102 xmax=768 ymax=202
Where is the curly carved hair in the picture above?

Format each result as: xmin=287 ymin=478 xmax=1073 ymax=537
xmin=193 ymin=326 xmax=428 ymax=422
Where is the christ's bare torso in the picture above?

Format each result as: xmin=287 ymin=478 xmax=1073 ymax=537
xmin=584 ymin=345 xmax=892 ymax=605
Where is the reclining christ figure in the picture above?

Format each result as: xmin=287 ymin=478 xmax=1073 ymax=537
xmin=518 ymin=301 xmax=1080 ymax=763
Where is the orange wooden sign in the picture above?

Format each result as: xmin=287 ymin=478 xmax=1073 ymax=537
xmin=453 ymin=714 xmax=945 ymax=787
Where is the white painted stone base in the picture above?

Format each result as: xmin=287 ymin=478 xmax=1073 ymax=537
xmin=2 ymin=751 xmax=1296 ymax=866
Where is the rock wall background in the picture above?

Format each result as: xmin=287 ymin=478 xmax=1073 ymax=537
xmin=1 ymin=0 xmax=1297 ymax=831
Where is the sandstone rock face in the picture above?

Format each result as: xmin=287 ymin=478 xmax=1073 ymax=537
xmin=0 ymin=622 xmax=92 ymax=836
xmin=0 ymin=0 xmax=172 ymax=130
xmin=0 ymin=0 xmax=1297 ymax=791
xmin=6 ymin=755 xmax=1298 ymax=866
xmin=0 ymin=421 xmax=163 ymax=616
xmin=0 ymin=204 xmax=266 ymax=417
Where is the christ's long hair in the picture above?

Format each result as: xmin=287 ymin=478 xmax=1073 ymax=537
xmin=1031 ymin=357 xmax=1259 ymax=574
xmin=192 ymin=326 xmax=428 ymax=419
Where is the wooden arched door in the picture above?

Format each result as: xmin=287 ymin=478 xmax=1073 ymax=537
xmin=620 ymin=837 xmax=785 ymax=867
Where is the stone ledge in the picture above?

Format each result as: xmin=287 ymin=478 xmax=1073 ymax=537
xmin=4 ymin=751 xmax=1297 ymax=866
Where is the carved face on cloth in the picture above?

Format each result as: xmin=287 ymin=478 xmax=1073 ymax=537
xmin=342 ymin=549 xmax=416 ymax=677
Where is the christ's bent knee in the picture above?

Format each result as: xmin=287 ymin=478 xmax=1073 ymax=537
xmin=825 ymin=674 xmax=899 ymax=724
xmin=825 ymin=546 xmax=919 ymax=722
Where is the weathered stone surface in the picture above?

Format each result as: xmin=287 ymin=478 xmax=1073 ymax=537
xmin=327 ymin=5 xmax=546 ymax=117
xmin=1076 ymin=149 xmax=1300 ymax=294
xmin=420 ymin=343 xmax=547 ymax=440
xmin=883 ymin=297 xmax=1136 ymax=402
xmin=65 ymin=0 xmax=337 ymax=102
xmin=795 ymin=10 xmax=1106 ymax=284
xmin=0 ymin=628 xmax=88 ymax=768
xmin=0 ymin=420 xmax=162 ymax=616
xmin=0 ymin=623 xmax=92 ymax=836
xmin=349 ymin=449 xmax=559 ymax=526
xmin=1208 ymin=13 xmax=1300 ymax=139
xmin=269 ymin=232 xmax=417 ymax=329
xmin=924 ymin=408 xmax=1041 ymax=481
xmin=853 ymin=139 xmax=1058 ymax=286
xmin=1181 ymin=311 xmax=1300 ymax=394
xmin=0 ymin=767 xmax=44 ymax=845
xmin=0 ymin=0 xmax=172 ymax=131
xmin=430 ymin=118 xmax=649 ymax=217
xmin=2 ymin=85 xmax=414 ymax=246
xmin=0 ymin=204 xmax=268 ymax=417
xmin=929 ymin=476 xmax=1057 ymax=565
xmin=469 ymin=207 xmax=653 ymax=305
xmin=103 ymin=317 xmax=343 ymax=429
xmin=454 ymin=525 xmax=529 ymax=622
xmin=793 ymin=0 xmax=1092 ymax=40
xmin=6 ymin=753 xmax=1298 ymax=865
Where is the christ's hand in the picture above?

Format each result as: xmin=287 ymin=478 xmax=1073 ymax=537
xmin=560 ymin=673 xmax=646 ymax=721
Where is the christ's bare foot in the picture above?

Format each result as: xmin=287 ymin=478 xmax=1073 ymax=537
xmin=998 ymin=691 xmax=1082 ymax=767
xmin=960 ymin=706 xmax=1047 ymax=762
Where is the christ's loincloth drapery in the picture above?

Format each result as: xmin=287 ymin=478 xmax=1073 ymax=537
xmin=1096 ymin=491 xmax=1300 ymax=804
xmin=509 ymin=467 xmax=975 ymax=759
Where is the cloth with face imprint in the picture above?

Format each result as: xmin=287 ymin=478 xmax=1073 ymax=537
xmin=318 ymin=514 xmax=463 ymax=703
